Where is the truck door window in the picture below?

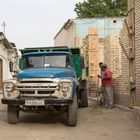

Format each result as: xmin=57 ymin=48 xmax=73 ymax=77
xmin=66 ymin=56 xmax=72 ymax=68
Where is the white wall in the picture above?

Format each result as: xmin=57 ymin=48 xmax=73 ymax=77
xmin=54 ymin=22 xmax=75 ymax=48
xmin=0 ymin=44 xmax=13 ymax=81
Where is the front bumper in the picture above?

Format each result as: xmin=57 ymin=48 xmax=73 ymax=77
xmin=1 ymin=98 xmax=72 ymax=106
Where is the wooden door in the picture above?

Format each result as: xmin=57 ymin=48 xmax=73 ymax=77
xmin=0 ymin=59 xmax=3 ymax=89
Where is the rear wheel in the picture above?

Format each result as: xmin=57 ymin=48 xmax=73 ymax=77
xmin=7 ymin=105 xmax=19 ymax=124
xmin=67 ymin=93 xmax=78 ymax=126
xmin=80 ymin=89 xmax=88 ymax=107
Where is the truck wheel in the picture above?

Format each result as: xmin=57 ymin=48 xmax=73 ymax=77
xmin=67 ymin=93 xmax=78 ymax=126
xmin=7 ymin=105 xmax=19 ymax=124
xmin=80 ymin=89 xmax=88 ymax=107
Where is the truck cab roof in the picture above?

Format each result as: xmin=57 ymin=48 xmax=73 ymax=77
xmin=22 ymin=51 xmax=72 ymax=57
xmin=20 ymin=46 xmax=80 ymax=56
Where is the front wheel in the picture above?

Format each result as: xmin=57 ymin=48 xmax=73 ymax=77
xmin=67 ymin=93 xmax=78 ymax=126
xmin=7 ymin=105 xmax=19 ymax=124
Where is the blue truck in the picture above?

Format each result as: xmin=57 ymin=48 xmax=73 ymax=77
xmin=1 ymin=46 xmax=88 ymax=126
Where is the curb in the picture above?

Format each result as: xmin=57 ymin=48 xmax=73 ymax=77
xmin=115 ymin=104 xmax=133 ymax=112
xmin=88 ymin=97 xmax=133 ymax=112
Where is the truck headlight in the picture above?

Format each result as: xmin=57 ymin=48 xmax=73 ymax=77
xmin=59 ymin=81 xmax=73 ymax=98
xmin=60 ymin=83 xmax=70 ymax=92
xmin=5 ymin=83 xmax=14 ymax=92
xmin=3 ymin=81 xmax=18 ymax=99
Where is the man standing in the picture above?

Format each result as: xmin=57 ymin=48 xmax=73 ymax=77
xmin=98 ymin=62 xmax=104 ymax=79
xmin=102 ymin=64 xmax=114 ymax=108
xmin=97 ymin=62 xmax=104 ymax=105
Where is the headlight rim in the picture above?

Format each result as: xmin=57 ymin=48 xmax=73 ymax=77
xmin=59 ymin=80 xmax=73 ymax=92
xmin=60 ymin=83 xmax=70 ymax=92
xmin=5 ymin=82 xmax=14 ymax=92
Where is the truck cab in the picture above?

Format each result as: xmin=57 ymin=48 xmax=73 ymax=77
xmin=1 ymin=46 xmax=88 ymax=126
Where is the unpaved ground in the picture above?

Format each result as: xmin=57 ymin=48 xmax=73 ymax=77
xmin=0 ymin=100 xmax=140 ymax=140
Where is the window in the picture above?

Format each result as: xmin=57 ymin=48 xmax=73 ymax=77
xmin=21 ymin=54 xmax=71 ymax=69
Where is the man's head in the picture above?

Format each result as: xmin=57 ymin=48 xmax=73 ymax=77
xmin=99 ymin=62 xmax=103 ymax=69
xmin=102 ymin=64 xmax=107 ymax=71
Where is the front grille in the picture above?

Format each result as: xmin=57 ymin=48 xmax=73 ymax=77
xmin=38 ymin=91 xmax=54 ymax=94
xmin=20 ymin=81 xmax=53 ymax=83
xmin=16 ymin=80 xmax=59 ymax=96
xmin=19 ymin=91 xmax=55 ymax=95
xmin=16 ymin=83 xmax=58 ymax=90
xmin=20 ymin=91 xmax=35 ymax=94
xmin=17 ymin=85 xmax=57 ymax=89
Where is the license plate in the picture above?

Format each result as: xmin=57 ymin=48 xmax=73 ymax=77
xmin=25 ymin=100 xmax=45 ymax=106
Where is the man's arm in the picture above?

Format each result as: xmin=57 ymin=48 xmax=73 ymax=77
xmin=97 ymin=74 xmax=101 ymax=78
xmin=102 ymin=70 xmax=112 ymax=80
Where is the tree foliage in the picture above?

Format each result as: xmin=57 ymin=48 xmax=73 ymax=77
xmin=74 ymin=0 xmax=127 ymax=18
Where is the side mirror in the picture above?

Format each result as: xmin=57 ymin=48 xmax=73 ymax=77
xmin=9 ymin=61 xmax=14 ymax=72
xmin=19 ymin=58 xmax=22 ymax=70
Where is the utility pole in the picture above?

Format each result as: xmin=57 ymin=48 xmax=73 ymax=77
xmin=2 ymin=21 xmax=6 ymax=35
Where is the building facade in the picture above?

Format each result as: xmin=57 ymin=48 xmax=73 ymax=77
xmin=114 ymin=0 xmax=140 ymax=109
xmin=54 ymin=18 xmax=124 ymax=48
xmin=0 ymin=32 xmax=17 ymax=89
xmin=113 ymin=21 xmax=130 ymax=106
xmin=54 ymin=1 xmax=140 ymax=113
xmin=54 ymin=18 xmax=124 ymax=87
xmin=135 ymin=0 xmax=140 ymax=107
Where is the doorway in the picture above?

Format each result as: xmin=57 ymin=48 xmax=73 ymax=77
xmin=0 ymin=59 xmax=3 ymax=89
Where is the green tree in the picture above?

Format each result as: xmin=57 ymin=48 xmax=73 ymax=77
xmin=74 ymin=0 xmax=127 ymax=18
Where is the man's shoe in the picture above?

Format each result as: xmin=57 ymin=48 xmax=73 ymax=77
xmin=108 ymin=104 xmax=115 ymax=109
xmin=105 ymin=104 xmax=109 ymax=108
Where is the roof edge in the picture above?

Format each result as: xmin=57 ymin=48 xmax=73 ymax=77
xmin=54 ymin=17 xmax=125 ymax=40
xmin=0 ymin=32 xmax=15 ymax=49
xmin=54 ymin=19 xmax=73 ymax=39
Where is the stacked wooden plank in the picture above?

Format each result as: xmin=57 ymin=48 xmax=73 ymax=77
xmin=88 ymin=28 xmax=99 ymax=85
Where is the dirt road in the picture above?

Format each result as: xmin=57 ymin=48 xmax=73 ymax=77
xmin=0 ymin=100 xmax=140 ymax=140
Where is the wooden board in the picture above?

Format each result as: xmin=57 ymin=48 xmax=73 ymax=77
xmin=88 ymin=28 xmax=99 ymax=85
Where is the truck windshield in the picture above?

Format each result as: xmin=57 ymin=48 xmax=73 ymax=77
xmin=21 ymin=54 xmax=71 ymax=69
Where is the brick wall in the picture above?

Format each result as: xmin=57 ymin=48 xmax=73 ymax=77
xmin=113 ymin=21 xmax=130 ymax=106
xmin=100 ymin=25 xmax=130 ymax=106
xmin=113 ymin=0 xmax=140 ymax=107
xmin=135 ymin=0 xmax=140 ymax=106
xmin=104 ymin=34 xmax=122 ymax=78
xmin=99 ymin=38 xmax=104 ymax=63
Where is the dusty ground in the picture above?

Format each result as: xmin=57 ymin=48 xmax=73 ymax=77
xmin=0 ymin=100 xmax=140 ymax=140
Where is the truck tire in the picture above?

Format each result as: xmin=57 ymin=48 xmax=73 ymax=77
xmin=7 ymin=105 xmax=19 ymax=124
xmin=67 ymin=93 xmax=78 ymax=126
xmin=80 ymin=89 xmax=88 ymax=107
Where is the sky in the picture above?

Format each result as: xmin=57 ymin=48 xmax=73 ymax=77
xmin=0 ymin=0 xmax=84 ymax=49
